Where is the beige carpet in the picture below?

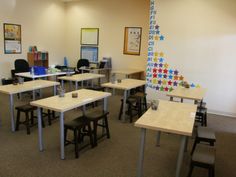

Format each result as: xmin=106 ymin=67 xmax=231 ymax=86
xmin=0 ymin=88 xmax=236 ymax=177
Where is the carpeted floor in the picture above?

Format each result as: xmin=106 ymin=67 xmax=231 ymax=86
xmin=0 ymin=87 xmax=236 ymax=177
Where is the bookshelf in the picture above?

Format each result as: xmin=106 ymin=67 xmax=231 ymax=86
xmin=27 ymin=52 xmax=49 ymax=67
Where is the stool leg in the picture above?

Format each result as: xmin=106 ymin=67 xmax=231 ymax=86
xmin=187 ymin=163 xmax=194 ymax=177
xmin=118 ymin=100 xmax=123 ymax=120
xmin=25 ymin=112 xmax=30 ymax=135
xmin=30 ymin=111 xmax=34 ymax=125
xmin=87 ymin=123 xmax=94 ymax=148
xmin=64 ymin=127 xmax=68 ymax=146
xmin=74 ymin=129 xmax=79 ymax=158
xmin=48 ymin=110 xmax=52 ymax=126
xmin=15 ymin=110 xmax=20 ymax=131
xmin=93 ymin=121 xmax=98 ymax=146
xmin=104 ymin=116 xmax=110 ymax=139
xmin=144 ymin=96 xmax=147 ymax=111
xmin=191 ymin=138 xmax=198 ymax=155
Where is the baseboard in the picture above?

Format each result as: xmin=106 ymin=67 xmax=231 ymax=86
xmin=207 ymin=109 xmax=236 ymax=118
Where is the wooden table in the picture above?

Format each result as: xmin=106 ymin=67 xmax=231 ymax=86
xmin=112 ymin=69 xmax=144 ymax=79
xmin=30 ymin=89 xmax=111 ymax=159
xmin=58 ymin=73 xmax=105 ymax=90
xmin=15 ymin=71 xmax=74 ymax=80
xmin=101 ymin=79 xmax=146 ymax=122
xmin=166 ymin=87 xmax=206 ymax=103
xmin=0 ymin=80 xmax=60 ymax=131
xmin=135 ymin=100 xmax=197 ymax=177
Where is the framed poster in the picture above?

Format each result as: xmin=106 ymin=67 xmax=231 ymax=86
xmin=81 ymin=28 xmax=99 ymax=45
xmin=3 ymin=23 xmax=22 ymax=54
xmin=80 ymin=46 xmax=98 ymax=63
xmin=123 ymin=27 xmax=142 ymax=55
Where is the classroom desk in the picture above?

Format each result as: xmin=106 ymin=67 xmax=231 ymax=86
xmin=101 ymin=79 xmax=146 ymax=122
xmin=166 ymin=87 xmax=206 ymax=103
xmin=15 ymin=71 xmax=75 ymax=80
xmin=0 ymin=80 xmax=60 ymax=132
xmin=112 ymin=69 xmax=144 ymax=79
xmin=135 ymin=100 xmax=197 ymax=177
xmin=31 ymin=89 xmax=111 ymax=159
xmin=80 ymin=68 xmax=111 ymax=82
xmin=58 ymin=73 xmax=105 ymax=90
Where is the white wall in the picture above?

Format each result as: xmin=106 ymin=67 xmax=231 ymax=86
xmin=64 ymin=0 xmax=149 ymax=70
xmin=147 ymin=0 xmax=236 ymax=116
xmin=0 ymin=0 xmax=66 ymax=79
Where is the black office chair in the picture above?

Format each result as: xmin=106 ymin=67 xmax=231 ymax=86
xmin=14 ymin=59 xmax=30 ymax=73
xmin=76 ymin=59 xmax=90 ymax=74
xmin=14 ymin=59 xmax=31 ymax=82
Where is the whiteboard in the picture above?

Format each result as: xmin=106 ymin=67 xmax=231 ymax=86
xmin=81 ymin=28 xmax=99 ymax=45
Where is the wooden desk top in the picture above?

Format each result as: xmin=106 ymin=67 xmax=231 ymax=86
xmin=31 ymin=89 xmax=111 ymax=112
xmin=111 ymin=69 xmax=144 ymax=75
xmin=101 ymin=79 xmax=146 ymax=90
xmin=0 ymin=80 xmax=60 ymax=95
xmin=58 ymin=73 xmax=105 ymax=82
xmin=15 ymin=71 xmax=74 ymax=79
xmin=166 ymin=87 xmax=206 ymax=101
xmin=135 ymin=100 xmax=197 ymax=136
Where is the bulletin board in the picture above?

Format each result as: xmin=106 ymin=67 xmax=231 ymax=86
xmin=3 ymin=23 xmax=22 ymax=54
xmin=81 ymin=28 xmax=99 ymax=45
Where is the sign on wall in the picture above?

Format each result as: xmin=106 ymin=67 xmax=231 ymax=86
xmin=123 ymin=27 xmax=142 ymax=55
xmin=146 ymin=0 xmax=199 ymax=92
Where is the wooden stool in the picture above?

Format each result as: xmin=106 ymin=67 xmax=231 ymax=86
xmin=84 ymin=110 xmax=110 ymax=146
xmin=64 ymin=116 xmax=93 ymax=158
xmin=188 ymin=144 xmax=215 ymax=177
xmin=191 ymin=126 xmax=216 ymax=155
xmin=15 ymin=104 xmax=44 ymax=134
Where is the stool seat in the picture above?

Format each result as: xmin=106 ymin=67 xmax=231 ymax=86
xmin=191 ymin=126 xmax=216 ymax=155
xmin=198 ymin=127 xmax=216 ymax=140
xmin=188 ymin=144 xmax=216 ymax=177
xmin=15 ymin=104 xmax=37 ymax=112
xmin=15 ymin=104 xmax=39 ymax=134
xmin=192 ymin=144 xmax=215 ymax=165
xmin=84 ymin=110 xmax=110 ymax=146
xmin=64 ymin=116 xmax=93 ymax=158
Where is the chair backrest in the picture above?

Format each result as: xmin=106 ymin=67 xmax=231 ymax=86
xmin=99 ymin=61 xmax=106 ymax=69
xmin=77 ymin=59 xmax=90 ymax=69
xmin=14 ymin=59 xmax=30 ymax=73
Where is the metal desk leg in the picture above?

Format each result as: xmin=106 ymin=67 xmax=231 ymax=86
xmin=9 ymin=95 xmax=15 ymax=132
xmin=175 ymin=136 xmax=187 ymax=177
xmin=37 ymin=108 xmax=43 ymax=151
xmin=75 ymin=81 xmax=78 ymax=90
xmin=137 ymin=128 xmax=146 ymax=177
xmin=81 ymin=81 xmax=84 ymax=88
xmin=53 ymin=85 xmax=57 ymax=96
xmin=69 ymin=81 xmax=72 ymax=91
xmin=33 ymin=90 xmax=36 ymax=100
xmin=122 ymin=90 xmax=127 ymax=122
xmin=59 ymin=112 xmax=65 ymax=160
xmin=61 ymin=80 xmax=64 ymax=88
xmin=156 ymin=131 xmax=161 ymax=146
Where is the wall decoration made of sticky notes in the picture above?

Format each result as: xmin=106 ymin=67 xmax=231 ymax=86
xmin=146 ymin=0 xmax=199 ymax=92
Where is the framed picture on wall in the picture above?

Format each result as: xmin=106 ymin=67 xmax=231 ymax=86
xmin=3 ymin=23 xmax=22 ymax=54
xmin=81 ymin=28 xmax=99 ymax=45
xmin=123 ymin=27 xmax=142 ymax=55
